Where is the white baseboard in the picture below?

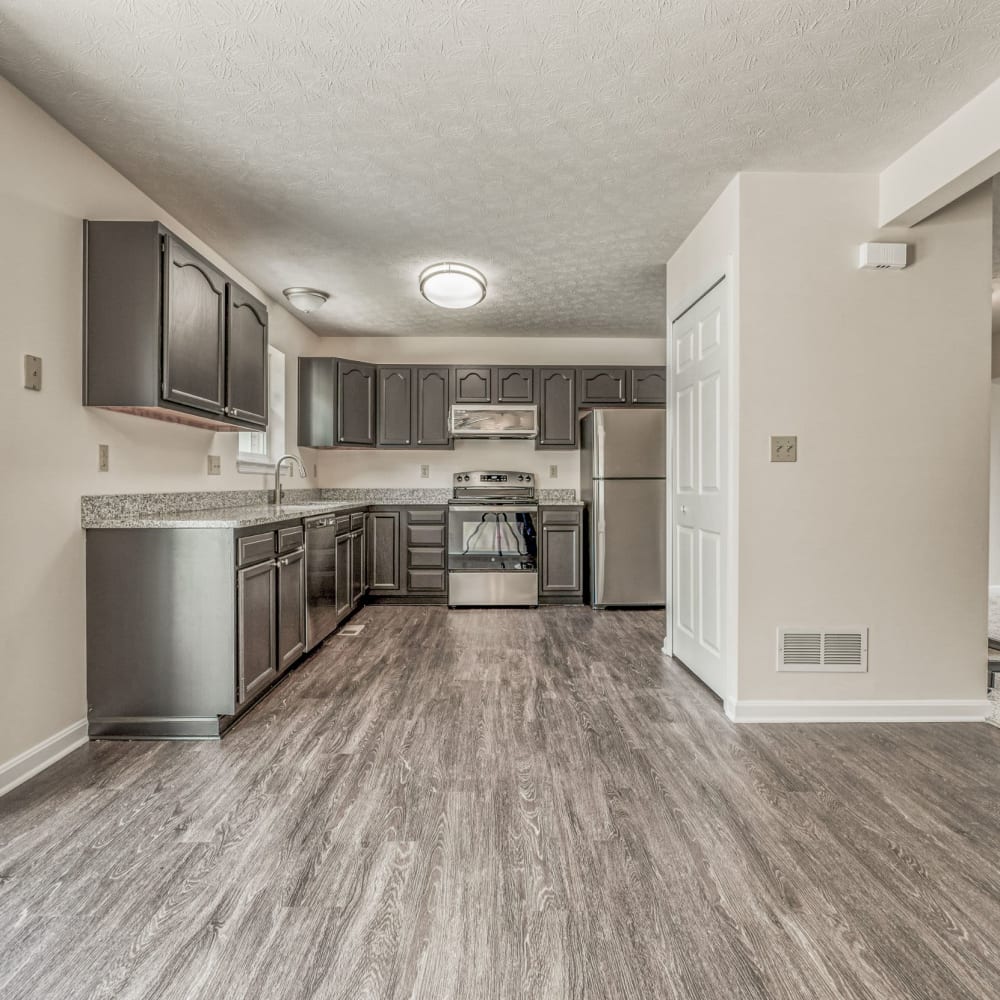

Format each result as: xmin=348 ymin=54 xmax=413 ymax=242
xmin=0 ymin=719 xmax=89 ymax=797
xmin=724 ymin=699 xmax=991 ymax=724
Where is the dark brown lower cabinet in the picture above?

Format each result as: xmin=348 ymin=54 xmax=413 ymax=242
xmin=368 ymin=511 xmax=403 ymax=593
xmin=276 ymin=548 xmax=306 ymax=672
xmin=539 ymin=508 xmax=583 ymax=602
xmin=335 ymin=533 xmax=353 ymax=620
xmin=237 ymin=559 xmax=278 ymax=702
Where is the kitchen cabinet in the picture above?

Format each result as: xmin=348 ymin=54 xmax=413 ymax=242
xmin=338 ymin=360 xmax=377 ymax=446
xmin=226 ymin=283 xmax=269 ymax=426
xmin=629 ymin=366 xmax=666 ymax=405
xmin=496 ymin=367 xmax=535 ymax=403
xmin=578 ymin=367 xmax=628 ymax=406
xmin=335 ymin=532 xmax=353 ymax=620
xmin=537 ymin=368 xmax=578 ymax=449
xmin=83 ymin=221 xmax=268 ymax=431
xmin=368 ymin=511 xmax=403 ymax=593
xmin=237 ymin=558 xmax=278 ymax=702
xmin=377 ymin=367 xmax=412 ymax=447
xmin=406 ymin=508 xmax=447 ymax=593
xmin=453 ymin=367 xmax=493 ymax=404
xmin=539 ymin=508 xmax=583 ymax=601
xmin=413 ymin=367 xmax=452 ymax=448
xmin=276 ymin=547 xmax=306 ymax=672
xmin=350 ymin=522 xmax=367 ymax=608
xmin=298 ymin=357 xmax=377 ymax=449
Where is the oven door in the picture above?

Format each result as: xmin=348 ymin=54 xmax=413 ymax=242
xmin=448 ymin=505 xmax=538 ymax=572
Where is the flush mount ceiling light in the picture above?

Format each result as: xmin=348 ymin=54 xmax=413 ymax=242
xmin=282 ymin=287 xmax=330 ymax=313
xmin=418 ymin=262 xmax=487 ymax=309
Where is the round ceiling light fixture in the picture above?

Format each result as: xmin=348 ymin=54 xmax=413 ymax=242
xmin=418 ymin=262 xmax=487 ymax=309
xmin=283 ymin=287 xmax=330 ymax=313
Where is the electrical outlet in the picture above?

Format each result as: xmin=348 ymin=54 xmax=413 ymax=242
xmin=98 ymin=443 xmax=109 ymax=472
xmin=23 ymin=355 xmax=42 ymax=391
xmin=420 ymin=464 xmax=430 ymax=479
xmin=549 ymin=465 xmax=558 ymax=479
xmin=313 ymin=463 xmax=317 ymax=478
xmin=207 ymin=454 xmax=221 ymax=476
xmin=770 ymin=435 xmax=797 ymax=463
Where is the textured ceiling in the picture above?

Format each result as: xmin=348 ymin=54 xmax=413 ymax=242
xmin=2 ymin=1 xmax=1000 ymax=338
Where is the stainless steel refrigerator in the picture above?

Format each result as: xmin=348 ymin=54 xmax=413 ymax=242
xmin=580 ymin=409 xmax=666 ymax=608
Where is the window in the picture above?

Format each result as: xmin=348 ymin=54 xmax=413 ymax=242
xmin=237 ymin=347 xmax=285 ymax=472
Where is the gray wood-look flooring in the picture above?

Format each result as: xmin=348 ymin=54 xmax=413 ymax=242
xmin=2 ymin=606 xmax=1000 ymax=1000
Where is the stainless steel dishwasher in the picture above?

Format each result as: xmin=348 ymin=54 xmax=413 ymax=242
xmin=304 ymin=514 xmax=339 ymax=650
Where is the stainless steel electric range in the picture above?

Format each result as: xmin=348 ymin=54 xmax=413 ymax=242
xmin=448 ymin=470 xmax=539 ymax=607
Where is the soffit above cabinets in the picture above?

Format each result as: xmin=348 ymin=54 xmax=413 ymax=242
xmin=3 ymin=1 xmax=1000 ymax=338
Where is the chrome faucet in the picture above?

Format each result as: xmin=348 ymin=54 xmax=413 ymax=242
xmin=272 ymin=454 xmax=306 ymax=504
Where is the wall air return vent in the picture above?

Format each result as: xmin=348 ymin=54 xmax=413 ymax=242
xmin=777 ymin=627 xmax=869 ymax=672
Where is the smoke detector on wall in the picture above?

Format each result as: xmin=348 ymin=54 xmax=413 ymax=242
xmin=858 ymin=243 xmax=908 ymax=270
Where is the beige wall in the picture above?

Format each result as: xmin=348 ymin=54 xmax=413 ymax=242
xmin=0 ymin=77 xmax=323 ymax=770
xmin=736 ymin=174 xmax=992 ymax=704
xmin=990 ymin=384 xmax=1000 ymax=587
xmin=311 ymin=335 xmax=665 ymax=492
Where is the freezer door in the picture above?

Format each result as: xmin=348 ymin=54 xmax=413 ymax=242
xmin=590 ymin=408 xmax=666 ymax=479
xmin=592 ymin=478 xmax=666 ymax=607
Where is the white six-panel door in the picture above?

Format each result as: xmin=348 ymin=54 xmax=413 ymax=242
xmin=671 ymin=280 xmax=728 ymax=696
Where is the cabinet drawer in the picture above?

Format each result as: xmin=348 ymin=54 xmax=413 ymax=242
xmin=408 ymin=569 xmax=447 ymax=592
xmin=277 ymin=526 xmax=304 ymax=553
xmin=408 ymin=524 xmax=445 ymax=547
xmin=238 ymin=531 xmax=276 ymax=567
xmin=350 ymin=512 xmax=365 ymax=531
xmin=335 ymin=515 xmax=352 ymax=535
xmin=542 ymin=508 xmax=581 ymax=525
xmin=407 ymin=508 xmax=445 ymax=524
xmin=408 ymin=546 xmax=445 ymax=569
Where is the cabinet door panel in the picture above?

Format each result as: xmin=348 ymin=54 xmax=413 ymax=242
xmin=237 ymin=560 xmax=277 ymax=702
xmin=496 ymin=367 xmax=535 ymax=403
xmin=630 ymin=366 xmax=667 ymax=405
xmin=368 ymin=511 xmax=402 ymax=592
xmin=163 ymin=237 xmax=227 ymax=414
xmin=541 ymin=524 xmax=582 ymax=593
xmin=335 ymin=534 xmax=353 ymax=620
xmin=453 ymin=367 xmax=492 ymax=404
xmin=226 ymin=283 xmax=268 ymax=426
xmin=408 ymin=569 xmax=447 ymax=592
xmin=277 ymin=549 xmax=306 ymax=671
xmin=414 ymin=367 xmax=451 ymax=447
xmin=337 ymin=360 xmax=376 ymax=446
xmin=537 ymin=368 xmax=578 ymax=448
xmin=579 ymin=367 xmax=627 ymax=405
xmin=351 ymin=530 xmax=366 ymax=607
xmin=377 ymin=367 xmax=412 ymax=447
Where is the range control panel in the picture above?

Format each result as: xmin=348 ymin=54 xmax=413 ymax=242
xmin=453 ymin=470 xmax=534 ymax=485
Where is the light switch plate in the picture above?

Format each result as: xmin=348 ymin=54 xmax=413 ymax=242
xmin=24 ymin=355 xmax=42 ymax=391
xmin=549 ymin=465 xmax=558 ymax=478
xmin=207 ymin=454 xmax=221 ymax=476
xmin=770 ymin=435 xmax=797 ymax=462
xmin=420 ymin=464 xmax=430 ymax=479
xmin=98 ymin=444 xmax=109 ymax=472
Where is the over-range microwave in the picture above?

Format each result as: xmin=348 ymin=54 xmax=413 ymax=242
xmin=449 ymin=404 xmax=538 ymax=439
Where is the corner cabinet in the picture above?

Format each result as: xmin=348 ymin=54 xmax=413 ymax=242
xmin=298 ymin=357 xmax=377 ymax=449
xmin=84 ymin=221 xmax=268 ymax=431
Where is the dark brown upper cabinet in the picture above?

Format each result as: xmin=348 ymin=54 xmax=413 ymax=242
xmin=578 ymin=367 xmax=628 ymax=406
xmin=630 ymin=366 xmax=667 ymax=405
xmin=453 ymin=366 xmax=493 ymax=404
xmin=496 ymin=367 xmax=535 ymax=403
xmin=413 ymin=367 xmax=452 ymax=448
xmin=537 ymin=368 xmax=578 ymax=449
xmin=83 ymin=221 xmax=268 ymax=431
xmin=337 ymin=360 xmax=377 ymax=446
xmin=377 ymin=366 xmax=412 ymax=447
xmin=225 ymin=283 xmax=268 ymax=427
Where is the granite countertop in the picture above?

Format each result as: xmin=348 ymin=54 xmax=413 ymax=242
xmin=82 ymin=487 xmax=583 ymax=529
xmin=86 ymin=501 xmax=368 ymax=530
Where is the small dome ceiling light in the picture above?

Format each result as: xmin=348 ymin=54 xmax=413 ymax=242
xmin=283 ymin=287 xmax=330 ymax=313
xmin=418 ymin=262 xmax=487 ymax=309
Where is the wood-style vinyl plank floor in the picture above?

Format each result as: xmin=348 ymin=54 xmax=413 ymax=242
xmin=2 ymin=606 xmax=999 ymax=999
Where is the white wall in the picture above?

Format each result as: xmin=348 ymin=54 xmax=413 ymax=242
xmin=312 ymin=336 xmax=666 ymax=492
xmin=990 ymin=384 xmax=1000 ymax=587
xmin=736 ymin=174 xmax=992 ymax=707
xmin=0 ymin=76 xmax=323 ymax=772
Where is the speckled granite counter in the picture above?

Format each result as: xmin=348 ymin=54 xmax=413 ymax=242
xmin=82 ymin=487 xmax=582 ymax=528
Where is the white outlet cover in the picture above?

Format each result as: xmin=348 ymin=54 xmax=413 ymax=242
xmin=420 ymin=464 xmax=430 ymax=478
xmin=549 ymin=465 xmax=558 ymax=478
xmin=98 ymin=443 xmax=109 ymax=472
